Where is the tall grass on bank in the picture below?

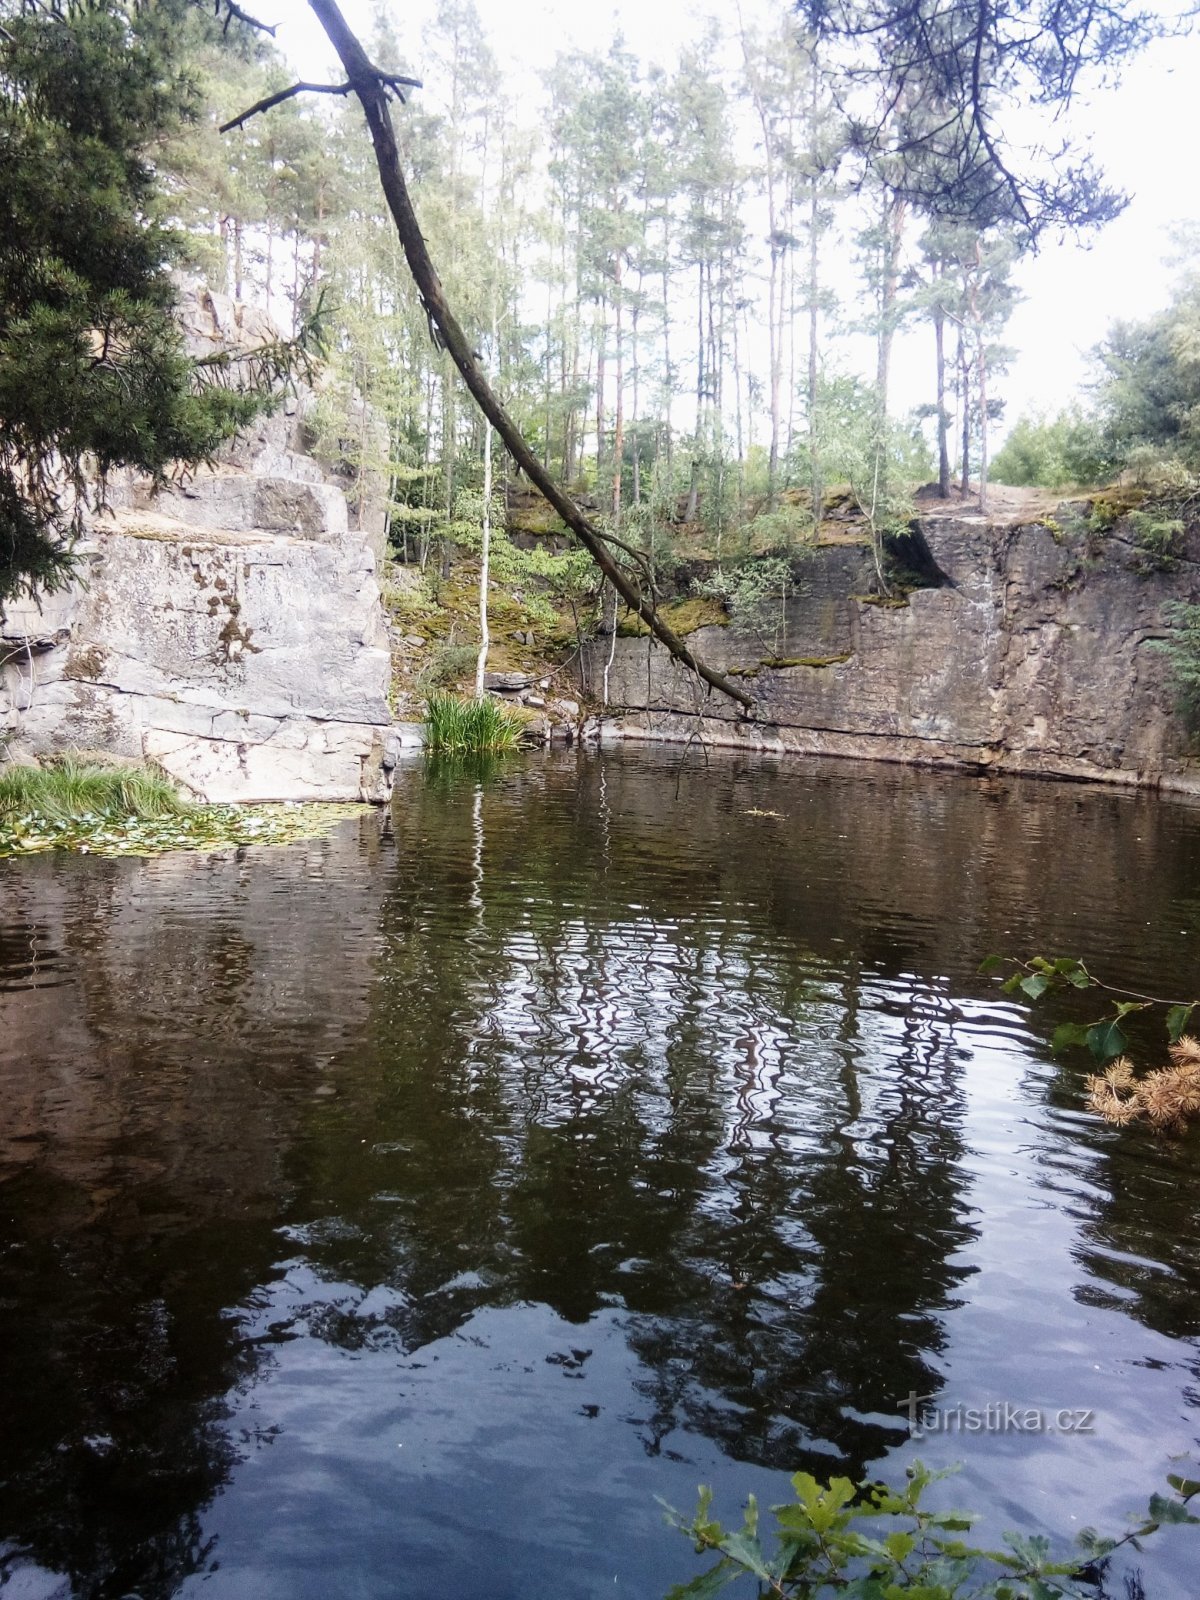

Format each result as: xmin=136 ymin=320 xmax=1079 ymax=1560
xmin=0 ymin=757 xmax=189 ymax=824
xmin=423 ymin=692 xmax=525 ymax=754
xmin=0 ymin=755 xmax=371 ymax=859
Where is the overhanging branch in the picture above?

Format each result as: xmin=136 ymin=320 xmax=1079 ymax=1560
xmin=293 ymin=0 xmax=752 ymax=712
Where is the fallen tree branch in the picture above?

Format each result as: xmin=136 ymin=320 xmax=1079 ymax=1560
xmin=298 ymin=0 xmax=752 ymax=712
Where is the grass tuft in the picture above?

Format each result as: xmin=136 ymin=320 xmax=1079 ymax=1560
xmin=0 ymin=756 xmax=372 ymax=860
xmin=0 ymin=756 xmax=190 ymax=825
xmin=424 ymin=692 xmax=526 ymax=754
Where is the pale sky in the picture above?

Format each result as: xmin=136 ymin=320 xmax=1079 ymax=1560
xmin=274 ymin=0 xmax=1200 ymax=438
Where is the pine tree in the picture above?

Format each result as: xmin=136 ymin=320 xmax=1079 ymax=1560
xmin=0 ymin=0 xmax=279 ymax=605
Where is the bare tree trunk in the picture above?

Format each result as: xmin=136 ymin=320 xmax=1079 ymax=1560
xmin=972 ymin=239 xmax=989 ymax=515
xmin=934 ymin=290 xmax=951 ymax=497
xmin=543 ymin=276 xmax=553 ymax=472
xmin=731 ymin=279 xmax=745 ymax=525
xmin=807 ymin=177 xmax=822 ymax=530
xmin=661 ymin=236 xmax=674 ymax=493
xmin=595 ymin=295 xmax=606 ymax=485
xmin=476 ymin=306 xmax=497 ymax=698
xmin=612 ymin=256 xmax=624 ymax=524
xmin=958 ymin=330 xmax=971 ymax=496
xmin=774 ymin=233 xmax=784 ymax=508
xmin=631 ymin=299 xmax=641 ymax=509
xmin=684 ymin=260 xmax=704 ymax=523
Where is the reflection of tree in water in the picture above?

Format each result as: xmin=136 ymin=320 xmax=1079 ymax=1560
xmin=12 ymin=750 xmax=1183 ymax=1596
xmin=0 ymin=836 xmax=388 ymax=1600
xmin=1066 ymin=1121 xmax=1200 ymax=1346
xmin=0 ymin=1165 xmax=280 ymax=1600
xmin=286 ymin=758 xmax=979 ymax=1480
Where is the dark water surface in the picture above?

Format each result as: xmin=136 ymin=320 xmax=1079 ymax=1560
xmin=2 ymin=749 xmax=1199 ymax=1599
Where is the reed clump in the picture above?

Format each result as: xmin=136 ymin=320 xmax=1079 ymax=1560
xmin=423 ymin=692 xmax=525 ymax=754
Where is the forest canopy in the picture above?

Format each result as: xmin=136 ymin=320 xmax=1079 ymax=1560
xmin=0 ymin=0 xmax=1190 ymax=608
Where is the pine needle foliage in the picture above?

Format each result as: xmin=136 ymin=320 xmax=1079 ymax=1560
xmin=0 ymin=0 xmax=280 ymax=605
xmin=1086 ymin=1039 xmax=1200 ymax=1135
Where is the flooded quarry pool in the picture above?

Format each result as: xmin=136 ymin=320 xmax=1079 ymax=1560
xmin=2 ymin=750 xmax=1199 ymax=1599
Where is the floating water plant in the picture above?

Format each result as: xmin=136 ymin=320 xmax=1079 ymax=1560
xmin=423 ymin=691 xmax=526 ymax=754
xmin=0 ymin=757 xmax=368 ymax=859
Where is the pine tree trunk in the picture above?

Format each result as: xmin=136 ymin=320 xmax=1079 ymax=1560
xmin=612 ymin=257 xmax=624 ymax=524
xmin=595 ymin=296 xmax=606 ymax=484
xmin=631 ymin=297 xmax=641 ymax=510
xmin=476 ymin=302 xmax=497 ymax=699
xmin=543 ymin=277 xmax=553 ymax=472
xmin=934 ymin=291 xmax=951 ymax=497
xmin=661 ymin=246 xmax=674 ymax=497
xmin=958 ymin=332 xmax=971 ymax=496
xmin=807 ymin=176 xmax=822 ymax=529
xmin=684 ymin=261 xmax=704 ymax=523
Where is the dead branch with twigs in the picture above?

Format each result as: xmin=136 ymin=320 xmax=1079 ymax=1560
xmin=215 ymin=0 xmax=753 ymax=713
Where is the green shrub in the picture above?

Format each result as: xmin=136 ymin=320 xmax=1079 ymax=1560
xmin=1129 ymin=509 xmax=1186 ymax=572
xmin=423 ymin=692 xmax=526 ymax=754
xmin=665 ymin=1459 xmax=1199 ymax=1599
xmin=417 ymin=642 xmax=479 ymax=690
xmin=991 ymin=408 xmax=1114 ymax=489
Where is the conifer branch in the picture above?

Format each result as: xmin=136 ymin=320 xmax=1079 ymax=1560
xmin=220 ymin=72 xmax=421 ymax=133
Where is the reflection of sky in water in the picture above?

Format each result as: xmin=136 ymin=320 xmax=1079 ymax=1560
xmin=1 ymin=750 xmax=1198 ymax=1599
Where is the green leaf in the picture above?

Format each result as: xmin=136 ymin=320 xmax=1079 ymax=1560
xmin=928 ymin=1514 xmax=976 ymax=1532
xmin=878 ymin=1585 xmax=953 ymax=1600
xmin=978 ymin=954 xmax=1007 ymax=975
xmin=1166 ymin=1474 xmax=1200 ymax=1498
xmin=664 ymin=1564 xmax=740 ymax=1600
xmin=1166 ymin=1005 xmax=1196 ymax=1043
xmin=1050 ymin=1022 xmax=1091 ymax=1054
xmin=1076 ymin=1528 xmax=1116 ymax=1559
xmin=1113 ymin=1000 xmax=1151 ymax=1019
xmin=1002 ymin=1532 xmax=1052 ymax=1568
xmin=1086 ymin=1019 xmax=1128 ymax=1062
xmin=883 ymin=1530 xmax=915 ymax=1561
xmin=1020 ymin=974 xmax=1051 ymax=1000
xmin=1147 ymin=1493 xmax=1200 ymax=1525
xmin=717 ymin=1530 xmax=772 ymax=1581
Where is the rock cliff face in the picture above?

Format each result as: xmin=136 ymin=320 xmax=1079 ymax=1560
xmin=0 ymin=286 xmax=396 ymax=802
xmin=586 ymin=507 xmax=1200 ymax=794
